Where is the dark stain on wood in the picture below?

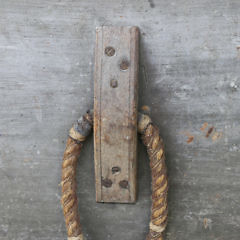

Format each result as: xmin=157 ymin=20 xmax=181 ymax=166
xmin=102 ymin=178 xmax=113 ymax=188
xmin=119 ymin=180 xmax=129 ymax=189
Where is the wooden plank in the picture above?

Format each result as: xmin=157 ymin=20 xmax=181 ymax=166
xmin=94 ymin=26 xmax=139 ymax=203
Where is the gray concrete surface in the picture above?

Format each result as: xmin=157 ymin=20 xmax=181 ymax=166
xmin=0 ymin=0 xmax=240 ymax=239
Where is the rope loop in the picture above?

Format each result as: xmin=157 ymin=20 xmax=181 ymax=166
xmin=61 ymin=110 xmax=168 ymax=240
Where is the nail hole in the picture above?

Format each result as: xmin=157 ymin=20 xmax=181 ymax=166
xmin=112 ymin=166 xmax=121 ymax=174
xmin=119 ymin=180 xmax=128 ymax=189
xmin=101 ymin=178 xmax=112 ymax=188
xmin=110 ymin=79 xmax=118 ymax=88
xmin=105 ymin=46 xmax=115 ymax=56
xmin=120 ymin=59 xmax=129 ymax=71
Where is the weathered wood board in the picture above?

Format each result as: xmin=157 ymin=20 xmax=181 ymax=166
xmin=94 ymin=26 xmax=139 ymax=203
xmin=0 ymin=0 xmax=240 ymax=240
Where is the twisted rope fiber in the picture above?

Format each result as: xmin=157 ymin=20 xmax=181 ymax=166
xmin=61 ymin=111 xmax=93 ymax=240
xmin=138 ymin=113 xmax=168 ymax=240
xmin=61 ymin=111 xmax=168 ymax=240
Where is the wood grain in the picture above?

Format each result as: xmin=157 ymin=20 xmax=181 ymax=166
xmin=94 ymin=26 xmax=139 ymax=203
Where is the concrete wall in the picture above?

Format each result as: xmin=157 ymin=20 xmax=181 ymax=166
xmin=0 ymin=0 xmax=239 ymax=239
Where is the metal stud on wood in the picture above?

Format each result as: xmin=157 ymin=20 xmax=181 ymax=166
xmin=94 ymin=26 xmax=139 ymax=203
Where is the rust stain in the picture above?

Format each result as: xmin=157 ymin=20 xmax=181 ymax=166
xmin=201 ymin=122 xmax=222 ymax=141
xmin=141 ymin=105 xmax=151 ymax=113
xmin=200 ymin=122 xmax=208 ymax=131
xmin=182 ymin=131 xmax=194 ymax=144
xmin=182 ymin=124 xmax=222 ymax=143
xmin=203 ymin=218 xmax=208 ymax=229
xmin=180 ymin=131 xmax=195 ymax=144
xmin=187 ymin=135 xmax=194 ymax=143
xmin=203 ymin=218 xmax=212 ymax=230
xmin=212 ymin=131 xmax=223 ymax=141
xmin=206 ymin=126 xmax=214 ymax=138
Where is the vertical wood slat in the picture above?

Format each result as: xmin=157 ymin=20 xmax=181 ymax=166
xmin=94 ymin=26 xmax=139 ymax=203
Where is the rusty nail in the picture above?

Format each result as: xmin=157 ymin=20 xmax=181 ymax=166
xmin=105 ymin=46 xmax=115 ymax=56
xmin=120 ymin=59 xmax=129 ymax=71
xmin=102 ymin=178 xmax=112 ymax=188
xmin=110 ymin=79 xmax=118 ymax=88
xmin=112 ymin=166 xmax=121 ymax=174
xmin=119 ymin=180 xmax=128 ymax=189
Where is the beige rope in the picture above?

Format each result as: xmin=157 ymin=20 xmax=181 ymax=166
xmin=61 ymin=111 xmax=93 ymax=238
xmin=68 ymin=234 xmax=84 ymax=240
xmin=61 ymin=110 xmax=168 ymax=240
xmin=138 ymin=113 xmax=168 ymax=240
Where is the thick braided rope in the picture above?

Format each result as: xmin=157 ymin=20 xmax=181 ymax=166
xmin=138 ymin=113 xmax=168 ymax=240
xmin=61 ymin=110 xmax=93 ymax=240
xmin=61 ymin=111 xmax=168 ymax=240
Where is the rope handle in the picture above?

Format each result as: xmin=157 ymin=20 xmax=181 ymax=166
xmin=61 ymin=110 xmax=168 ymax=240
